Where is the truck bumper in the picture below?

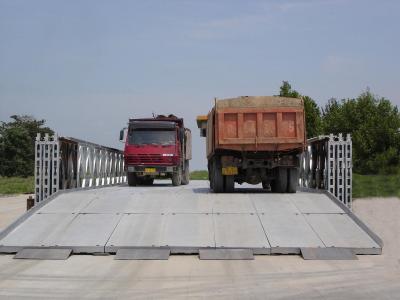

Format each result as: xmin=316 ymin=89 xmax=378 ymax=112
xmin=127 ymin=165 xmax=177 ymax=176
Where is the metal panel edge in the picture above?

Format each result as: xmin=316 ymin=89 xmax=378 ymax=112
xmin=298 ymin=187 xmax=383 ymax=249
xmin=0 ymin=190 xmax=66 ymax=242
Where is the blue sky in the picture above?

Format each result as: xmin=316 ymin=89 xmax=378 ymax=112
xmin=0 ymin=0 xmax=399 ymax=169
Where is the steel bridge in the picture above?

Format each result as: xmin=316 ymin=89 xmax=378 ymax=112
xmin=0 ymin=133 xmax=382 ymax=261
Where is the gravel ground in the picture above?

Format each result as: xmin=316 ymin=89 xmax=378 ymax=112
xmin=0 ymin=194 xmax=399 ymax=299
xmin=0 ymin=194 xmax=30 ymax=232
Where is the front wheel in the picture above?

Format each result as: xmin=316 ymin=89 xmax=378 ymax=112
xmin=127 ymin=172 xmax=137 ymax=186
xmin=172 ymin=168 xmax=182 ymax=186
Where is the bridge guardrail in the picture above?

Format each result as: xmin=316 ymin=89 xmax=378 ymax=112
xmin=300 ymin=133 xmax=352 ymax=208
xmin=35 ymin=134 xmax=126 ymax=204
xmin=34 ymin=133 xmax=352 ymax=208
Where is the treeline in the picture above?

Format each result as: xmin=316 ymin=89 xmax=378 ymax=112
xmin=0 ymin=115 xmax=53 ymax=177
xmin=280 ymin=81 xmax=400 ymax=174
xmin=1 ymin=83 xmax=399 ymax=177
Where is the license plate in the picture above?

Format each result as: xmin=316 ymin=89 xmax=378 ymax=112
xmin=145 ymin=168 xmax=156 ymax=173
xmin=222 ymin=166 xmax=238 ymax=176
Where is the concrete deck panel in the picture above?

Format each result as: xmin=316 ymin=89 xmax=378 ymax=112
xmin=0 ymin=181 xmax=382 ymax=258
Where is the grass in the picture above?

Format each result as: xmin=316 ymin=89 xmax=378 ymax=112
xmin=190 ymin=170 xmax=209 ymax=180
xmin=0 ymin=172 xmax=398 ymax=199
xmin=190 ymin=170 xmax=400 ymax=199
xmin=0 ymin=176 xmax=34 ymax=195
xmin=352 ymin=173 xmax=400 ymax=199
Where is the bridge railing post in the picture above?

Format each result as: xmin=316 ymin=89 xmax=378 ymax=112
xmin=34 ymin=134 xmax=126 ymax=204
xmin=300 ymin=134 xmax=352 ymax=209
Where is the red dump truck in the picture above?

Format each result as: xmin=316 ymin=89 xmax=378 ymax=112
xmin=120 ymin=115 xmax=192 ymax=186
xmin=197 ymin=96 xmax=306 ymax=193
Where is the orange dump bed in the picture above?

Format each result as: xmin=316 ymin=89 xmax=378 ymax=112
xmin=205 ymin=96 xmax=306 ymax=156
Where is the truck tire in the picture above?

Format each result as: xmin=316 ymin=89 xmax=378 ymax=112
xmin=212 ymin=157 xmax=224 ymax=193
xmin=272 ymin=167 xmax=288 ymax=193
xmin=181 ymin=160 xmax=190 ymax=185
xmin=172 ymin=168 xmax=182 ymax=186
xmin=224 ymin=176 xmax=235 ymax=193
xmin=127 ymin=172 xmax=137 ymax=186
xmin=287 ymin=168 xmax=298 ymax=193
xmin=208 ymin=161 xmax=214 ymax=190
xmin=262 ymin=181 xmax=270 ymax=190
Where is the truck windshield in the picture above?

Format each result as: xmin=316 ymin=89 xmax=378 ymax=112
xmin=128 ymin=129 xmax=176 ymax=145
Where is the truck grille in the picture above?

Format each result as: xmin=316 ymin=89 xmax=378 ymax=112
xmin=126 ymin=154 xmax=172 ymax=165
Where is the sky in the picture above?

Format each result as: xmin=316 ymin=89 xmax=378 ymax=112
xmin=1 ymin=0 xmax=399 ymax=169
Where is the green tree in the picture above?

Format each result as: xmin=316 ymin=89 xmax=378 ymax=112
xmin=0 ymin=115 xmax=54 ymax=177
xmin=279 ymin=81 xmax=323 ymax=138
xmin=322 ymin=91 xmax=400 ymax=174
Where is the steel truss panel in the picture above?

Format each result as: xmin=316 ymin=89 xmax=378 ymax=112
xmin=300 ymin=134 xmax=352 ymax=209
xmin=35 ymin=134 xmax=126 ymax=204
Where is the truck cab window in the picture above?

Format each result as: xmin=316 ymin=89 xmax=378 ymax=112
xmin=128 ymin=129 xmax=176 ymax=145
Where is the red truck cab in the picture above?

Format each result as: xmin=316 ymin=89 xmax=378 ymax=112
xmin=120 ymin=115 xmax=192 ymax=186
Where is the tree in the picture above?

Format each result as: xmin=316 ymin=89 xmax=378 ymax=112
xmin=322 ymin=91 xmax=400 ymax=174
xmin=279 ymin=81 xmax=323 ymax=138
xmin=0 ymin=115 xmax=54 ymax=177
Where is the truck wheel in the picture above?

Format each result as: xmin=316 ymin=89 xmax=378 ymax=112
xmin=287 ymin=168 xmax=298 ymax=193
xmin=272 ymin=167 xmax=288 ymax=193
xmin=212 ymin=157 xmax=224 ymax=193
xmin=181 ymin=160 xmax=190 ymax=185
xmin=172 ymin=168 xmax=182 ymax=186
xmin=224 ymin=176 xmax=235 ymax=193
xmin=262 ymin=181 xmax=270 ymax=190
xmin=208 ymin=161 xmax=214 ymax=190
xmin=127 ymin=172 xmax=137 ymax=186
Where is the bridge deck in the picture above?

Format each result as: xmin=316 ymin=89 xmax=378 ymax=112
xmin=0 ymin=181 xmax=381 ymax=258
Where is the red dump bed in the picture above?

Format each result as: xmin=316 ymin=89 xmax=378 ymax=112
xmin=205 ymin=96 xmax=306 ymax=156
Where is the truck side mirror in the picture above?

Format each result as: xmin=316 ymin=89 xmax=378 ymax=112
xmin=119 ymin=129 xmax=124 ymax=141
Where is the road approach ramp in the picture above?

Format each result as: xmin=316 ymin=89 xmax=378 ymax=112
xmin=0 ymin=181 xmax=382 ymax=260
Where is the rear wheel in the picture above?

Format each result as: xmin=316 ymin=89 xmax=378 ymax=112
xmin=208 ymin=161 xmax=214 ymax=190
xmin=224 ymin=175 xmax=235 ymax=193
xmin=127 ymin=172 xmax=137 ymax=186
xmin=271 ymin=167 xmax=288 ymax=193
xmin=212 ymin=157 xmax=224 ymax=193
xmin=181 ymin=160 xmax=190 ymax=185
xmin=287 ymin=168 xmax=298 ymax=193
xmin=172 ymin=168 xmax=182 ymax=186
